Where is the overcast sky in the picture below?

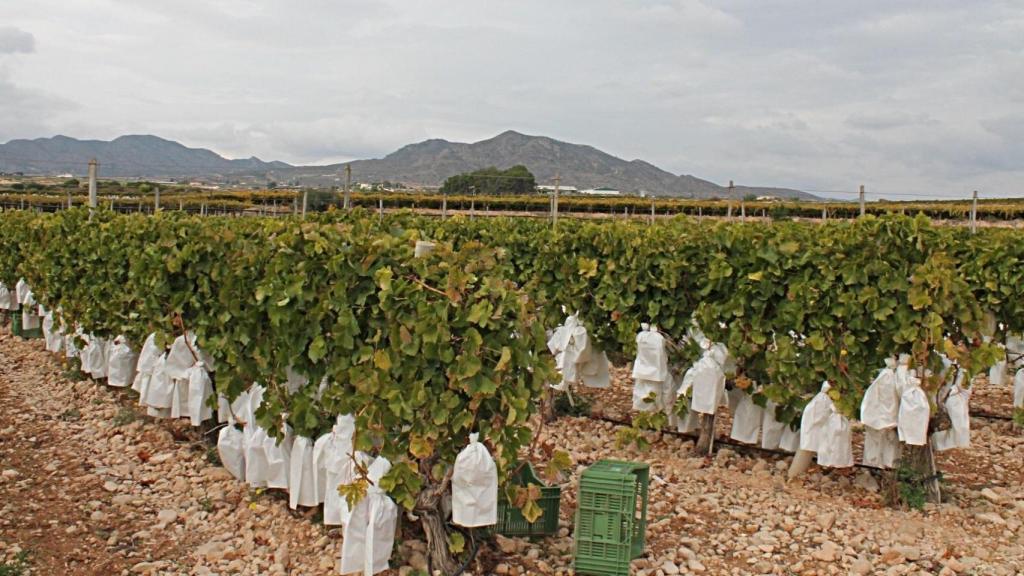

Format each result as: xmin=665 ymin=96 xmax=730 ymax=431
xmin=1 ymin=1 xmax=1022 ymax=198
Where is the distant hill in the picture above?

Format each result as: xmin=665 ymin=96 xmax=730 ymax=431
xmin=276 ymin=130 xmax=815 ymax=199
xmin=0 ymin=131 xmax=815 ymax=199
xmin=0 ymin=134 xmax=289 ymax=178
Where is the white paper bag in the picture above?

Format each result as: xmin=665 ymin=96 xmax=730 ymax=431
xmin=860 ymin=358 xmax=900 ymax=430
xmin=932 ymin=385 xmax=970 ymax=451
xmin=689 ymin=351 xmax=726 ymax=415
xmin=730 ymin=391 xmax=763 ymax=445
xmin=1015 ymin=368 xmax=1024 ymax=409
xmin=633 ymin=325 xmax=669 ymax=382
xmin=452 ymin=433 xmax=498 ymax=527
xmin=989 ymin=361 xmax=1007 ymax=387
xmin=186 ymin=363 xmax=214 ymax=426
xmin=863 ymin=427 xmax=900 ymax=468
xmin=817 ymin=412 xmax=853 ymax=468
xmin=340 ymin=457 xmax=398 ymax=576
xmin=143 ymin=355 xmax=173 ymax=410
xmin=106 ymin=337 xmax=138 ymax=388
xmin=14 ymin=278 xmax=28 ymax=306
xmin=799 ymin=381 xmax=833 ymax=453
xmin=42 ymin=312 xmax=64 ymax=353
xmin=897 ymin=377 xmax=930 ymax=446
xmin=779 ymin=424 xmax=801 ymax=453
xmin=165 ymin=333 xmax=197 ymax=380
xmin=245 ymin=425 xmax=270 ymax=488
xmin=217 ymin=425 xmax=246 ymax=481
xmin=315 ymin=415 xmax=371 ymax=526
xmin=761 ymin=400 xmax=786 ymax=450
xmin=169 ymin=378 xmax=190 ymax=420
xmin=632 ymin=379 xmax=666 ymax=412
xmin=288 ymin=436 xmax=319 ymax=509
xmin=264 ymin=424 xmax=294 ymax=490
xmin=580 ymin=351 xmax=611 ymax=389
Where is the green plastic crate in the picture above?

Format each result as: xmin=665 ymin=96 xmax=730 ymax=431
xmin=487 ymin=462 xmax=561 ymax=537
xmin=574 ymin=460 xmax=650 ymax=576
xmin=21 ymin=314 xmax=42 ymax=339
xmin=10 ymin=310 xmax=22 ymax=337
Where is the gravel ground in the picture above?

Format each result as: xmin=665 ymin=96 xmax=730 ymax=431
xmin=2 ymin=332 xmax=1022 ymax=576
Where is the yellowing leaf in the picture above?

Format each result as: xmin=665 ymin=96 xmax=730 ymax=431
xmin=373 ymin=349 xmax=392 ymax=371
xmin=409 ymin=434 xmax=433 ymax=459
xmin=495 ymin=346 xmax=512 ymax=371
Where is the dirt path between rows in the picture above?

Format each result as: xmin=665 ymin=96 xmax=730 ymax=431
xmin=0 ymin=332 xmax=336 ymax=576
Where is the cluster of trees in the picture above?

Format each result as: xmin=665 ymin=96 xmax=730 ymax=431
xmin=439 ymin=165 xmax=536 ymax=196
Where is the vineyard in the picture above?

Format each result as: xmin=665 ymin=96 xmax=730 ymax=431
xmin=1 ymin=208 xmax=1023 ymax=575
xmin=6 ymin=180 xmax=1024 ymax=222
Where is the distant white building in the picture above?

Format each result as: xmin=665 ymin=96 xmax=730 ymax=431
xmin=580 ymin=187 xmax=622 ymax=196
xmin=537 ymin=184 xmax=578 ymax=194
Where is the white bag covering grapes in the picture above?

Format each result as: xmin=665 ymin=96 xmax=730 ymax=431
xmin=314 ymin=414 xmax=370 ymax=526
xmin=779 ymin=425 xmax=801 ymax=453
xmin=186 ymin=363 xmax=214 ymax=426
xmin=0 ymin=282 xmax=9 ymax=311
xmin=64 ymin=332 xmax=79 ymax=359
xmin=21 ymin=290 xmax=40 ymax=331
xmin=288 ymin=436 xmax=319 ymax=509
xmin=817 ymin=412 xmax=853 ymax=468
xmin=132 ymin=334 xmax=161 ymax=394
xmin=14 ymin=278 xmax=28 ymax=310
xmin=82 ymin=336 xmax=108 ymax=379
xmin=1015 ymin=368 xmax=1024 ymax=409
xmin=339 ymin=456 xmax=398 ymax=576
xmin=672 ymin=367 xmax=700 ymax=433
xmin=861 ymin=358 xmax=900 ymax=430
xmin=165 ymin=333 xmax=199 ymax=380
xmin=894 ymin=353 xmax=913 ymax=396
xmin=897 ymin=374 xmax=930 ymax=446
xmin=799 ymin=381 xmax=833 ymax=453
xmin=761 ymin=400 xmax=799 ymax=452
xmin=42 ymin=311 xmax=63 ymax=353
xmin=989 ymin=360 xmax=1007 ymax=387
xmin=217 ymin=425 xmax=247 ymax=481
xmin=932 ymin=384 xmax=970 ymax=451
xmin=106 ymin=336 xmax=138 ymax=388
xmin=688 ymin=341 xmax=728 ymax=415
xmin=632 ymin=324 xmax=671 ymax=412
xmin=730 ymin=389 xmax=763 ymax=445
xmin=452 ymin=433 xmax=498 ymax=528
xmin=860 ymin=358 xmax=901 ymax=467
xmin=264 ymin=422 xmax=294 ymax=490
xmin=799 ymin=382 xmax=852 ymax=467
xmin=546 ymin=314 xmax=578 ymax=391
xmin=244 ymin=385 xmax=270 ymax=488
xmin=143 ymin=355 xmax=173 ymax=419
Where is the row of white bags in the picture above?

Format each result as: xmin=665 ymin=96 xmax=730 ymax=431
xmin=218 ymin=399 xmax=397 ymax=576
xmin=130 ymin=333 xmax=215 ymax=426
xmin=628 ymin=325 xmax=974 ymax=469
xmin=0 ymin=279 xmax=43 ymax=330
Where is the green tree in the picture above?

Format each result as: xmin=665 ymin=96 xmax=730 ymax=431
xmin=440 ymin=165 xmax=536 ymax=196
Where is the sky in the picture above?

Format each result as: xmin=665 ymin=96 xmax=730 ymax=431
xmin=1 ymin=0 xmax=1022 ymax=199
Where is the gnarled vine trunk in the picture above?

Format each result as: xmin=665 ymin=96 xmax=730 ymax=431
xmin=415 ymin=481 xmax=459 ymax=576
xmin=694 ymin=413 xmax=716 ymax=455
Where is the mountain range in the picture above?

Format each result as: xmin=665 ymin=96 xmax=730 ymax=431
xmin=0 ymin=131 xmax=814 ymax=199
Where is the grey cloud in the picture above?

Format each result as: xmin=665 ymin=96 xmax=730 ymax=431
xmin=0 ymin=27 xmax=34 ymax=53
xmin=1 ymin=0 xmax=1023 ymax=197
xmin=846 ymin=112 xmax=937 ymax=131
